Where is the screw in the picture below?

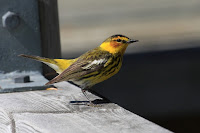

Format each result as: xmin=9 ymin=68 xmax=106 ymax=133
xmin=2 ymin=11 xmax=20 ymax=29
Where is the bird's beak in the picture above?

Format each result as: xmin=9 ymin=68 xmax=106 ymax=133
xmin=128 ymin=39 xmax=139 ymax=43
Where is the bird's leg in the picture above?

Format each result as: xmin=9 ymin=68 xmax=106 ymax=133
xmin=81 ymin=89 xmax=102 ymax=107
xmin=81 ymin=89 xmax=93 ymax=105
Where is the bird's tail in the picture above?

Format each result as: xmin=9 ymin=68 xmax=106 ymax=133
xmin=19 ymin=54 xmax=76 ymax=74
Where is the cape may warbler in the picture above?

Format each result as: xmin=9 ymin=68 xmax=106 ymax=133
xmin=20 ymin=34 xmax=138 ymax=105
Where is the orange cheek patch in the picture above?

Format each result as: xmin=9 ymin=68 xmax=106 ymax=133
xmin=110 ymin=41 xmax=122 ymax=48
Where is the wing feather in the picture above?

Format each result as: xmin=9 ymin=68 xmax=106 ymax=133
xmin=46 ymin=48 xmax=112 ymax=85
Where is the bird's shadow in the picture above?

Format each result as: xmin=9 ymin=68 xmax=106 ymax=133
xmin=69 ymin=98 xmax=110 ymax=105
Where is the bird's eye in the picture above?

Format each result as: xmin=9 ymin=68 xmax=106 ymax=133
xmin=116 ymin=39 xmax=121 ymax=42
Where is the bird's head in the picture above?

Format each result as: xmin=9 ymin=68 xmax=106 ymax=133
xmin=100 ymin=34 xmax=138 ymax=54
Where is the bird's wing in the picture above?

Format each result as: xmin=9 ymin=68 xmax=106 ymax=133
xmin=46 ymin=48 xmax=112 ymax=85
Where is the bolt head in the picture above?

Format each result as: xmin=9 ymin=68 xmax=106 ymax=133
xmin=2 ymin=11 xmax=20 ymax=29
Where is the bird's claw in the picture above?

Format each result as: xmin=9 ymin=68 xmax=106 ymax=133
xmin=86 ymin=102 xmax=102 ymax=107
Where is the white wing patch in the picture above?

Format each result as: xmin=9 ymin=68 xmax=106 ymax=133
xmin=82 ymin=59 xmax=106 ymax=70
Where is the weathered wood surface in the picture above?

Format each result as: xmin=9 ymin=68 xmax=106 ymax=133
xmin=0 ymin=82 xmax=172 ymax=133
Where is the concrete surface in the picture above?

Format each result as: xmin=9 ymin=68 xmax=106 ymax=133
xmin=58 ymin=0 xmax=200 ymax=58
xmin=0 ymin=82 xmax=172 ymax=133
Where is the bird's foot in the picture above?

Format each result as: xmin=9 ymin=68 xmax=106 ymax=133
xmin=86 ymin=102 xmax=102 ymax=107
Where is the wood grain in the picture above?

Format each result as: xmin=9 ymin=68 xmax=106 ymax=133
xmin=0 ymin=82 xmax=172 ymax=133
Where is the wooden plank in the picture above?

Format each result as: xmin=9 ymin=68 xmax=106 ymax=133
xmin=0 ymin=82 xmax=172 ymax=133
xmin=38 ymin=0 xmax=61 ymax=78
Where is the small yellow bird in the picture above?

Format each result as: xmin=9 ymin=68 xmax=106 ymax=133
xmin=20 ymin=34 xmax=138 ymax=105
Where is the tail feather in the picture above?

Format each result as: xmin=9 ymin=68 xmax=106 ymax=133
xmin=19 ymin=54 xmax=46 ymax=61
xmin=19 ymin=54 xmax=76 ymax=74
